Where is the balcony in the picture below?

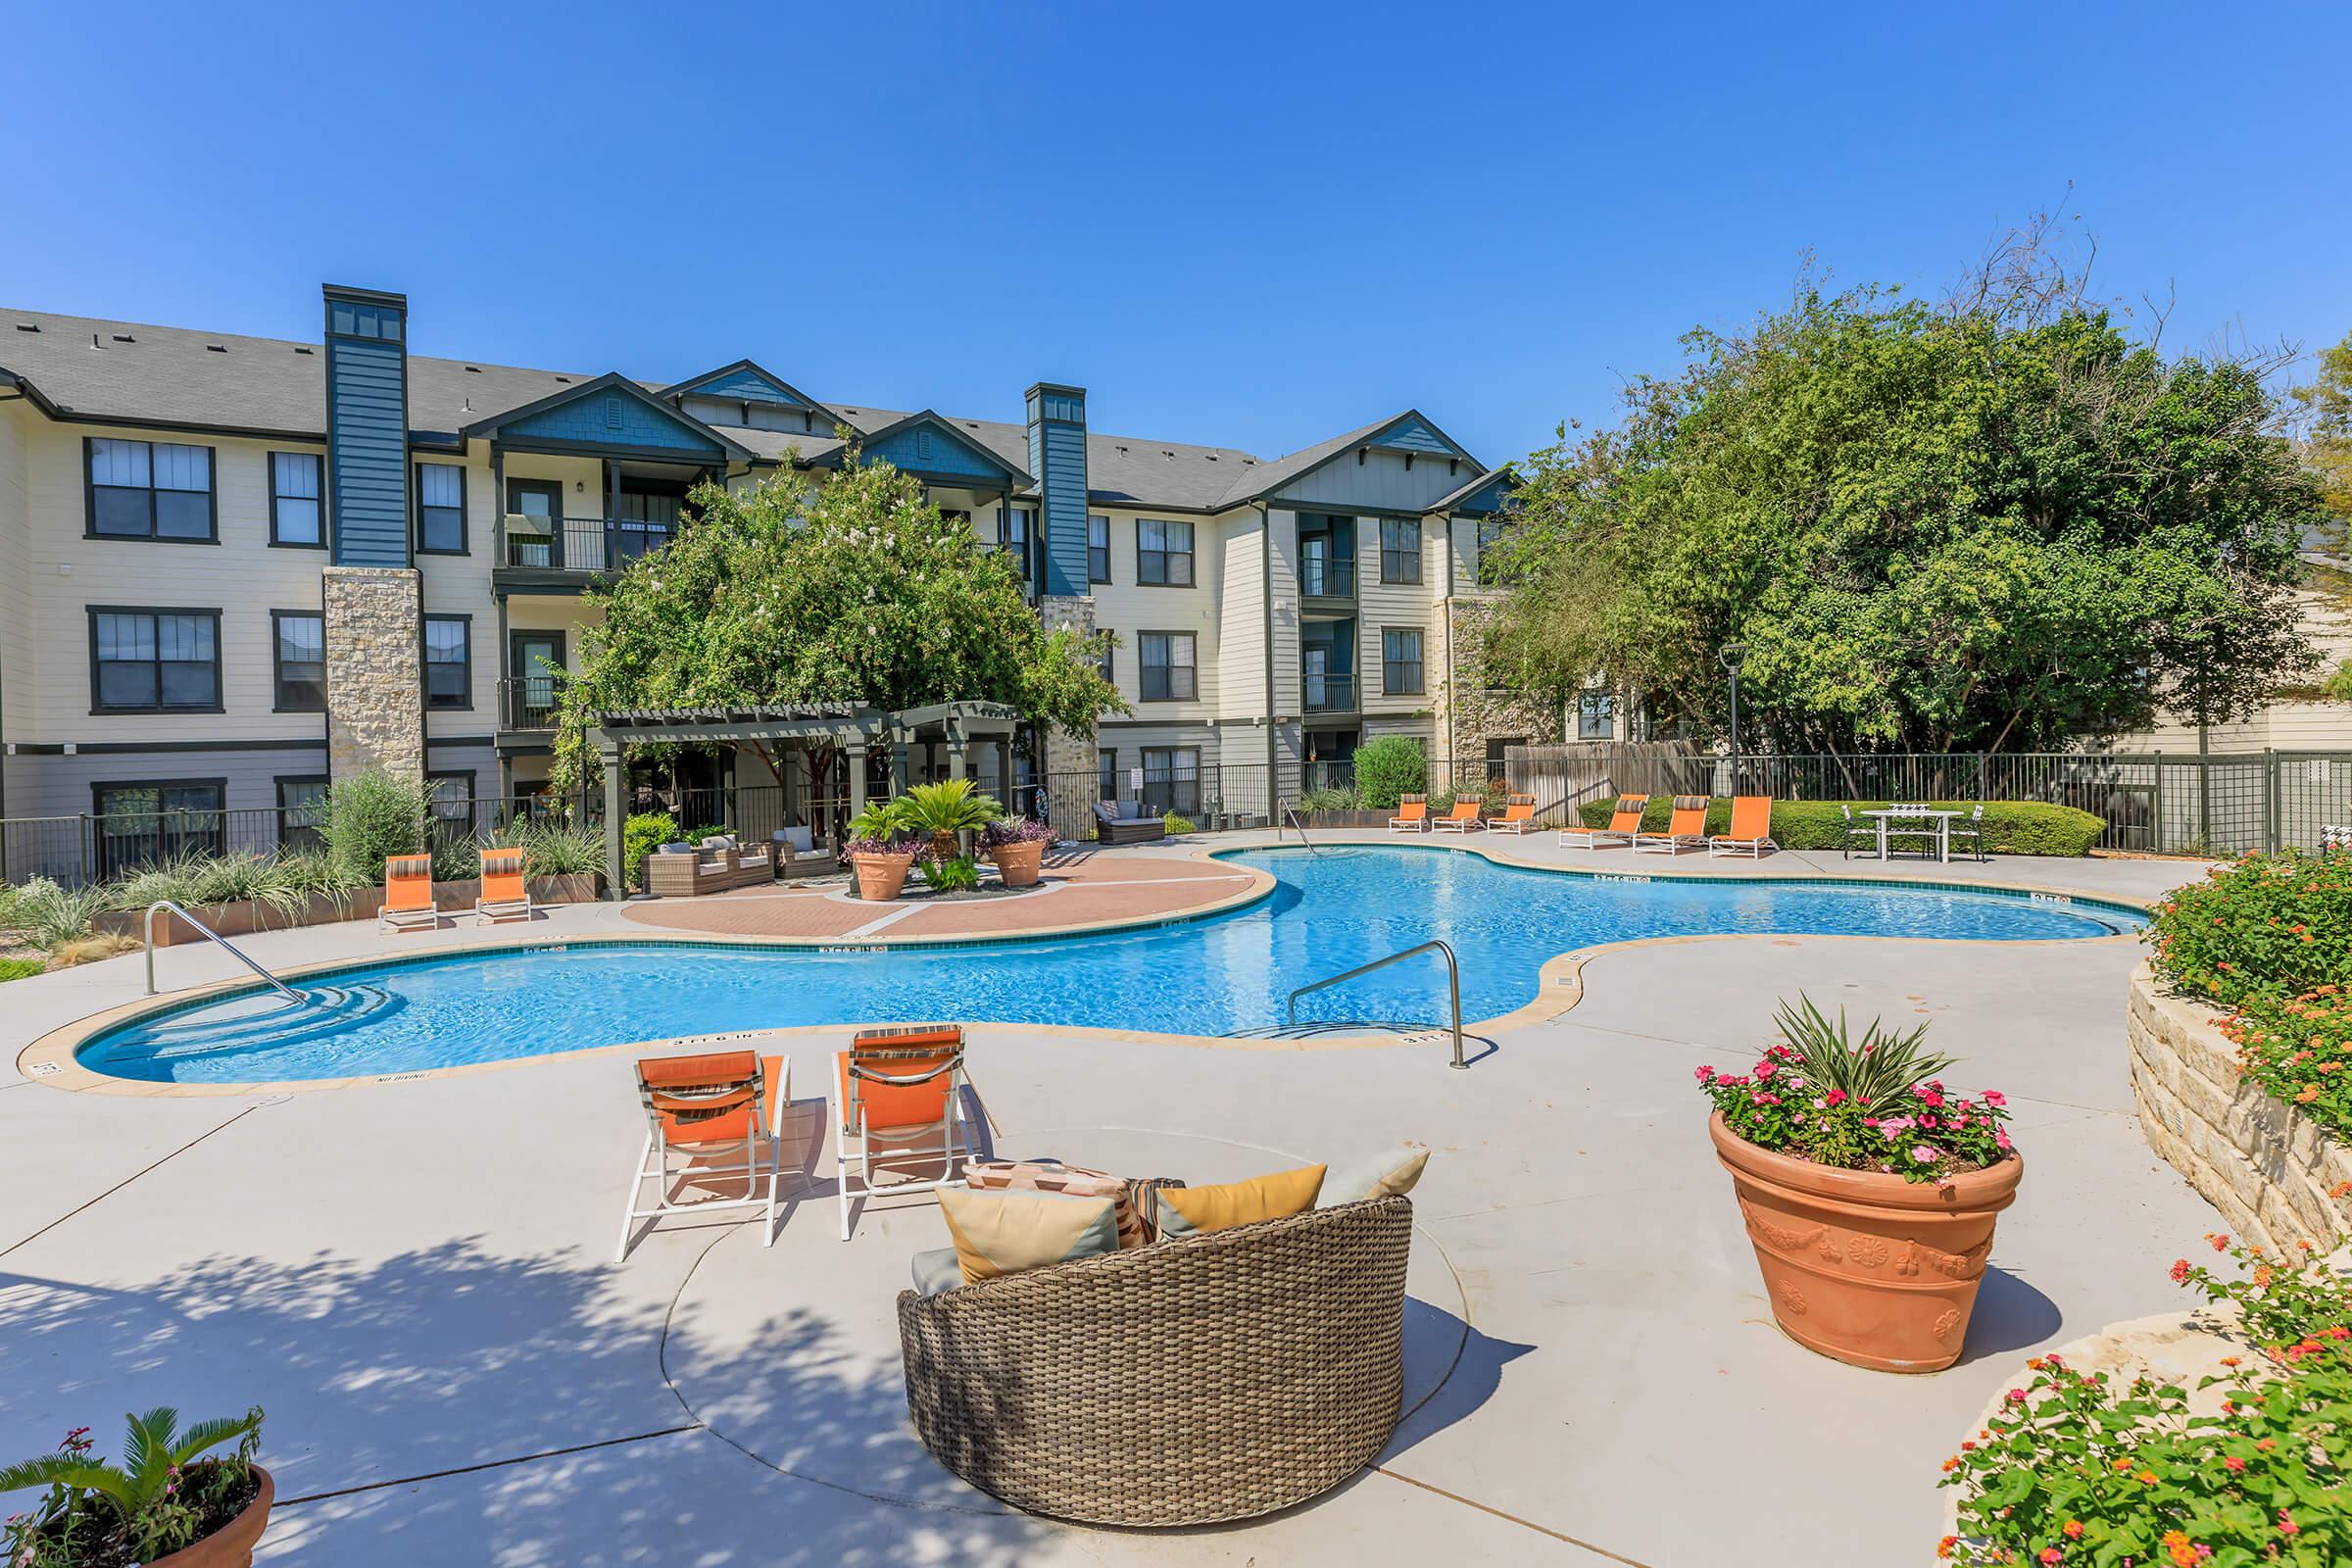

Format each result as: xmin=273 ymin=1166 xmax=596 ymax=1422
xmin=1298 ymin=549 xmax=1355 ymax=601
xmin=1302 ymin=669 xmax=1356 ymax=714
xmin=497 ymin=677 xmax=562 ymax=748
xmin=494 ymin=516 xmax=675 ymax=590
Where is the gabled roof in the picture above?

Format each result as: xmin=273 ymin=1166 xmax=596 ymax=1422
xmin=1216 ymin=409 xmax=1481 ymax=508
xmin=1426 ymin=465 xmax=1519 ymax=515
xmin=661 ymin=359 xmax=837 ymax=419
xmin=852 ymin=409 xmax=1031 ymax=487
xmin=459 ymin=370 xmax=752 ymax=460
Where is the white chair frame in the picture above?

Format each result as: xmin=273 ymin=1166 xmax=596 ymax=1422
xmin=832 ymin=1051 xmax=970 ymax=1242
xmin=615 ymin=1056 xmax=793 ymax=1261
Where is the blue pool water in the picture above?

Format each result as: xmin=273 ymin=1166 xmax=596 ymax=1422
xmin=78 ymin=847 xmax=2141 ymax=1084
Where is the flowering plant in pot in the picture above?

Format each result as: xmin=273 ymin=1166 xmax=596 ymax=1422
xmin=2 ymin=1405 xmax=270 ymax=1568
xmin=843 ymin=803 xmax=921 ymax=902
xmin=1699 ymin=996 xmax=2020 ymax=1372
xmin=978 ymin=817 xmax=1054 ymax=888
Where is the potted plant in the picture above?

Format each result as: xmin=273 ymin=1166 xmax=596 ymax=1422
xmin=1699 ymin=996 xmax=2021 ymax=1372
xmin=895 ymin=779 xmax=1005 ymax=864
xmin=979 ymin=816 xmax=1054 ymax=888
xmin=1 ymin=1405 xmax=270 ymax=1567
xmin=843 ymin=803 xmax=920 ymax=902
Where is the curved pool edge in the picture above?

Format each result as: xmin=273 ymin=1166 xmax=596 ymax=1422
xmin=20 ymin=840 xmax=2150 ymax=1098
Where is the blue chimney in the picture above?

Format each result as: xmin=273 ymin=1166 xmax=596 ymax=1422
xmin=322 ymin=284 xmax=412 ymax=566
xmin=1026 ymin=382 xmax=1089 ymax=597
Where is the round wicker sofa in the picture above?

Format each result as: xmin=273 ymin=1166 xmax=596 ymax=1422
xmin=896 ymin=1194 xmax=1413 ymax=1526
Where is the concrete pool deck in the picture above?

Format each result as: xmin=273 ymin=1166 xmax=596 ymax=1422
xmin=0 ymin=840 xmax=2225 ymax=1565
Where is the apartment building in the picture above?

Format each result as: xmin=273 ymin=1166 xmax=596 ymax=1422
xmin=0 ymin=283 xmax=1529 ymax=868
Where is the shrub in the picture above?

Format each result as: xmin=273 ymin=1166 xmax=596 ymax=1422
xmin=1939 ymin=1236 xmax=2352 ymax=1567
xmin=918 ymin=855 xmax=981 ymax=892
xmin=1698 ymin=996 xmax=2012 ymax=1182
xmin=2144 ymin=849 xmax=2352 ymax=1007
xmin=1163 ymin=811 xmax=1198 ymax=835
xmin=323 ymin=769 xmax=428 ymax=886
xmin=0 ymin=956 xmax=43 ymax=983
xmin=0 ymin=878 xmax=112 ymax=951
xmin=1575 ymin=797 xmax=2106 ymax=856
xmin=1295 ymin=785 xmax=1361 ymax=812
xmin=1350 ymin=736 xmax=1428 ymax=811
xmin=1 ymin=1405 xmax=265 ymax=1567
xmin=978 ymin=816 xmax=1053 ymax=851
xmin=487 ymin=820 xmax=606 ymax=879
xmin=620 ymin=811 xmax=680 ymax=891
xmin=2220 ymin=987 xmax=2352 ymax=1139
xmin=47 ymin=933 xmax=137 ymax=968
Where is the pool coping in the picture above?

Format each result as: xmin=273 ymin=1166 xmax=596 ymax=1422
xmin=15 ymin=839 xmax=2152 ymax=1097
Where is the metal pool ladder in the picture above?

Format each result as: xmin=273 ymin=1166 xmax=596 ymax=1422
xmin=145 ymin=901 xmax=301 ymax=1000
xmin=1287 ymin=939 xmax=1466 ymax=1068
xmin=1282 ymin=808 xmax=1326 ymax=854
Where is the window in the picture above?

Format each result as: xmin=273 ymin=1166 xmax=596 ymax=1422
xmin=1139 ymin=632 xmax=1197 ymax=701
xmin=1382 ymin=627 xmax=1424 ymax=696
xmin=1096 ymin=639 xmax=1114 ymax=683
xmin=423 ymin=615 xmax=471 ymax=710
xmin=999 ymin=508 xmax=1034 ymax=583
xmin=90 ymin=609 xmax=220 ymax=712
xmin=272 ymin=611 xmax=325 ymax=711
xmin=1380 ymin=517 xmax=1421 ymax=584
xmin=93 ymin=780 xmax=224 ymax=876
xmin=270 ymin=452 xmax=324 ymax=547
xmin=614 ymin=490 xmax=680 ymax=563
xmin=416 ymin=463 xmax=466 ymax=554
xmin=276 ymin=776 xmax=329 ymax=852
xmin=328 ymin=298 xmax=402 ymax=341
xmin=1137 ymin=518 xmax=1193 ymax=586
xmin=1141 ymin=747 xmax=1200 ymax=817
xmin=1097 ymin=748 xmax=1118 ymax=804
xmin=425 ymin=771 xmax=475 ymax=846
xmin=86 ymin=438 xmax=216 ymax=541
xmin=1578 ymin=690 xmax=1614 ymax=740
xmin=1088 ymin=514 xmax=1110 ymax=583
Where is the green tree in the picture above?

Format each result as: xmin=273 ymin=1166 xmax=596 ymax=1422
xmin=1487 ymin=269 xmax=2321 ymax=756
xmin=2290 ymin=328 xmax=2352 ymax=539
xmin=550 ymin=450 xmax=1124 ymax=794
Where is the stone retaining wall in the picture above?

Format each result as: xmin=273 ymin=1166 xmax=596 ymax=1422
xmin=2126 ymin=960 xmax=2352 ymax=1250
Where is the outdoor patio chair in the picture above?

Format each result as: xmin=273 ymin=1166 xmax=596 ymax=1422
xmin=378 ymin=855 xmax=441 ymax=932
xmin=1949 ymin=802 xmax=1987 ymax=861
xmin=833 ymin=1024 xmax=971 ymax=1241
xmin=1431 ymin=800 xmax=1486 ymax=833
xmin=1491 ymin=794 xmax=1540 ymax=834
xmin=1838 ymin=803 xmax=1876 ymax=858
xmin=1632 ymin=795 xmax=1710 ymax=855
xmin=1560 ymin=794 xmax=1648 ymax=850
xmin=1388 ymin=793 xmax=1429 ymax=832
xmin=616 ymin=1049 xmax=794 ymax=1259
xmin=475 ymin=848 xmax=533 ymax=924
xmin=1707 ymin=795 xmax=1779 ymax=858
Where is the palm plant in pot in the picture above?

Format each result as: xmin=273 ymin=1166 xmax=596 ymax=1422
xmin=1 ymin=1405 xmax=270 ymax=1567
xmin=843 ymin=801 xmax=921 ymax=902
xmin=977 ymin=816 xmax=1054 ymax=888
xmin=1698 ymin=996 xmax=2020 ymax=1372
xmin=895 ymin=779 xmax=1004 ymax=865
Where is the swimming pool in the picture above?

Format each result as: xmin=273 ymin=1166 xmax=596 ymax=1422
xmin=74 ymin=846 xmax=2141 ymax=1084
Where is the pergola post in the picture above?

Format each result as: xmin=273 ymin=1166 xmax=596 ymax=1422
xmin=947 ymin=725 xmax=968 ymax=782
xmin=596 ymin=732 xmax=626 ymax=901
xmin=848 ymin=741 xmax=869 ymax=825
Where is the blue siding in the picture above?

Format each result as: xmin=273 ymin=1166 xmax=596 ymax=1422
xmin=866 ymin=418 xmax=1010 ymax=482
xmin=1027 ymin=386 xmax=1089 ymax=598
xmin=694 ymin=367 xmax=808 ymax=408
xmin=502 ymin=387 xmax=725 ymax=455
xmin=326 ymin=322 xmax=410 ymax=567
xmin=1450 ymin=473 xmax=1514 ymax=514
xmin=1371 ymin=415 xmax=1458 ymax=457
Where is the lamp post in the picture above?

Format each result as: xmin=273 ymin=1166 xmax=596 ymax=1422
xmin=1718 ymin=642 xmax=1747 ymax=792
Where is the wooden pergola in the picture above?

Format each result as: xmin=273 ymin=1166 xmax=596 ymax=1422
xmin=587 ymin=699 xmax=1024 ymax=899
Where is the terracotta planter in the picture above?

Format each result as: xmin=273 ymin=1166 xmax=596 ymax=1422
xmin=990 ymin=841 xmax=1045 ymax=888
xmin=1709 ymin=1111 xmax=2023 ymax=1373
xmin=154 ymin=1464 xmax=273 ymax=1568
xmin=852 ymin=851 xmax=916 ymax=902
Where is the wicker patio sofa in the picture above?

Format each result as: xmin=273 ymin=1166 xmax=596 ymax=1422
xmin=644 ymin=839 xmax=770 ymax=898
xmin=897 ymin=1194 xmax=1410 ymax=1526
xmin=769 ymin=826 xmax=841 ymax=881
xmin=1093 ymin=799 xmax=1167 ymax=845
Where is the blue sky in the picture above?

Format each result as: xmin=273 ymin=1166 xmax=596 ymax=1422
xmin=4 ymin=2 xmax=2347 ymax=468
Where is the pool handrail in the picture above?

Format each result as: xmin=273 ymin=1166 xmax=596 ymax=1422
xmin=1283 ymin=808 xmax=1326 ymax=855
xmin=1287 ymin=938 xmax=1466 ymax=1069
xmin=145 ymin=900 xmax=301 ymax=1001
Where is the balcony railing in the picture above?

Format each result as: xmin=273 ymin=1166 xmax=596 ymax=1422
xmin=500 ymin=516 xmax=676 ymax=575
xmin=1299 ymin=552 xmax=1354 ymax=598
xmin=499 ymin=676 xmax=561 ymax=731
xmin=1303 ymin=670 xmax=1356 ymax=713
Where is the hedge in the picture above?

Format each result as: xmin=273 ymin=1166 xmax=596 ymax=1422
xmin=1573 ymin=797 xmax=2106 ymax=857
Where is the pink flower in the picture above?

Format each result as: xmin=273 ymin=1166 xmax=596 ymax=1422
xmin=1695 ymin=1066 xmax=1716 ymax=1084
xmin=1919 ymin=1088 xmax=1944 ymax=1108
xmin=1911 ymin=1146 xmax=1939 ymax=1163
xmin=1754 ymin=1059 xmax=1777 ymax=1080
xmin=1983 ymin=1091 xmax=2006 ymax=1107
xmin=1823 ymin=1088 xmax=1846 ymax=1107
xmin=1996 ymin=1128 xmax=2014 ymax=1151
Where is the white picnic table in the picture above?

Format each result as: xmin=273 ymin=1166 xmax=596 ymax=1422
xmin=1859 ymin=805 xmax=1960 ymax=863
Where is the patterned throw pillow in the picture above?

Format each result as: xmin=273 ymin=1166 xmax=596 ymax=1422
xmin=1153 ymin=1164 xmax=1327 ymax=1239
xmin=936 ymin=1187 xmax=1121 ymax=1285
xmin=1318 ymin=1146 xmax=1430 ymax=1207
xmin=967 ymin=1157 xmax=1167 ymax=1249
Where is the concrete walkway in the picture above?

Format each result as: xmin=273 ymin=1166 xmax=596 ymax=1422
xmin=0 ymin=843 xmax=2221 ymax=1565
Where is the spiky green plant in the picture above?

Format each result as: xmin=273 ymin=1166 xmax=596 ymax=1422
xmin=894 ymin=778 xmax=1004 ymax=862
xmin=1771 ymin=993 xmax=1959 ymax=1110
xmin=0 ymin=1405 xmax=263 ymax=1563
xmin=0 ymin=878 xmax=113 ymax=951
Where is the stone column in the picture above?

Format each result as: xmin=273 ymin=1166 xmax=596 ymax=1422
xmin=323 ymin=565 xmax=426 ymax=784
xmin=1037 ymin=593 xmax=1101 ymax=792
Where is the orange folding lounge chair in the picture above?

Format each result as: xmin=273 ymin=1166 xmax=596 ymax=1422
xmin=378 ymin=854 xmax=440 ymax=931
xmin=475 ymin=847 xmax=534 ymax=924
xmin=1431 ymin=799 xmax=1486 ymax=833
xmin=1708 ymin=795 xmax=1781 ymax=858
xmin=831 ymin=1024 xmax=971 ymax=1241
xmin=1560 ymin=794 xmax=1649 ymax=850
xmin=616 ymin=1050 xmax=794 ymax=1259
xmin=1491 ymin=794 xmax=1540 ymax=834
xmin=1388 ymin=793 xmax=1429 ymax=833
xmin=1633 ymin=794 xmax=1712 ymax=855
